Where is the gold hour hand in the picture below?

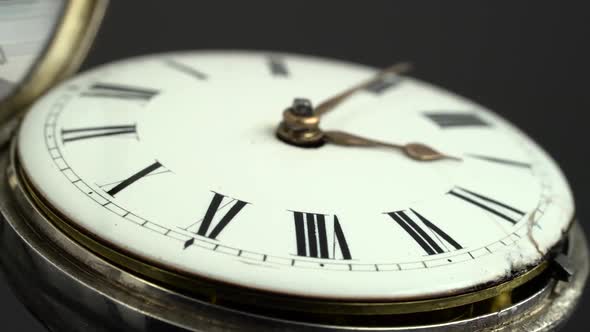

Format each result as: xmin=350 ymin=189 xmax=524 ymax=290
xmin=323 ymin=130 xmax=462 ymax=162
xmin=314 ymin=62 xmax=413 ymax=117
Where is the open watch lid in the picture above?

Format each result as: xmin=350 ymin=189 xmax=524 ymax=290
xmin=0 ymin=0 xmax=107 ymax=130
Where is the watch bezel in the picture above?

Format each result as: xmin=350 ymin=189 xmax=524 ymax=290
xmin=0 ymin=0 xmax=108 ymax=128
xmin=1 ymin=141 xmax=587 ymax=330
xmin=7 ymin=138 xmax=582 ymax=326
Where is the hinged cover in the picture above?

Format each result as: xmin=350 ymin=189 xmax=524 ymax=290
xmin=0 ymin=0 xmax=107 ymax=127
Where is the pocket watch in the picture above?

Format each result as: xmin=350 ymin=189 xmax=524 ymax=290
xmin=0 ymin=1 xmax=587 ymax=331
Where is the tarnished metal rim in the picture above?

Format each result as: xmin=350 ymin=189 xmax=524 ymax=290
xmin=0 ymin=144 xmax=587 ymax=330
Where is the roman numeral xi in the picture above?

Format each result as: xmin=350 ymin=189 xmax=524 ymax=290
xmin=183 ymin=192 xmax=249 ymax=249
xmin=292 ymin=211 xmax=352 ymax=260
xmin=424 ymin=112 xmax=490 ymax=128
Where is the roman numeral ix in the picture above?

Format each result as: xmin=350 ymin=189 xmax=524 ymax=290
xmin=61 ymin=124 xmax=137 ymax=143
xmin=387 ymin=209 xmax=462 ymax=255
xmin=81 ymin=83 xmax=159 ymax=100
xmin=292 ymin=211 xmax=352 ymax=260
xmin=183 ymin=192 xmax=249 ymax=249
xmin=448 ymin=187 xmax=525 ymax=224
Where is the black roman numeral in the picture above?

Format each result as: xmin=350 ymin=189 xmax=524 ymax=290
xmin=268 ymin=56 xmax=289 ymax=77
xmin=81 ymin=83 xmax=159 ymax=100
xmin=164 ymin=59 xmax=208 ymax=80
xmin=424 ymin=112 xmax=490 ymax=128
xmin=365 ymin=74 xmax=401 ymax=94
xmin=105 ymin=161 xmax=164 ymax=197
xmin=387 ymin=209 xmax=462 ymax=255
xmin=61 ymin=124 xmax=137 ymax=143
xmin=292 ymin=212 xmax=352 ymax=260
xmin=467 ymin=154 xmax=532 ymax=168
xmin=183 ymin=193 xmax=249 ymax=248
xmin=448 ymin=187 xmax=525 ymax=224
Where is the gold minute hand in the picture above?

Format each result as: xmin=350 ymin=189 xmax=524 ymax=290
xmin=323 ymin=130 xmax=462 ymax=162
xmin=314 ymin=62 xmax=413 ymax=117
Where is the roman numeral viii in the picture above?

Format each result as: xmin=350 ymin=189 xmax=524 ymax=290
xmin=81 ymin=83 xmax=159 ymax=100
xmin=291 ymin=212 xmax=352 ymax=260
xmin=61 ymin=124 xmax=137 ymax=143
xmin=387 ymin=209 xmax=462 ymax=255
xmin=448 ymin=187 xmax=525 ymax=224
xmin=183 ymin=193 xmax=249 ymax=249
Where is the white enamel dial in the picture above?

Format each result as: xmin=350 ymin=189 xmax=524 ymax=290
xmin=17 ymin=51 xmax=574 ymax=300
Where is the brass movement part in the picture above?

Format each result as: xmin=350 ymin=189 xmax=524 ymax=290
xmin=0 ymin=0 xmax=108 ymax=125
xmin=16 ymin=155 xmax=550 ymax=321
xmin=276 ymin=109 xmax=324 ymax=147
xmin=276 ymin=109 xmax=461 ymax=161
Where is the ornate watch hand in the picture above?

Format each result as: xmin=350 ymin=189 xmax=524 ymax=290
xmin=314 ymin=62 xmax=413 ymax=117
xmin=323 ymin=130 xmax=462 ymax=162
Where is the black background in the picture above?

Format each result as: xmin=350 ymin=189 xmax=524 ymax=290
xmin=2 ymin=1 xmax=589 ymax=330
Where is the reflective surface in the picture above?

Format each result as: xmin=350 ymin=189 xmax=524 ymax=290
xmin=0 ymin=0 xmax=64 ymax=101
xmin=19 ymin=51 xmax=574 ymax=301
xmin=0 ymin=145 xmax=586 ymax=330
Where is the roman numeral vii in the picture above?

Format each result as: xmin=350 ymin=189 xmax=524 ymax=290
xmin=291 ymin=212 xmax=352 ymax=260
xmin=183 ymin=192 xmax=249 ymax=249
xmin=387 ymin=209 xmax=462 ymax=255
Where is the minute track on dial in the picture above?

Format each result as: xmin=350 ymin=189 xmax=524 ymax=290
xmin=18 ymin=51 xmax=573 ymax=303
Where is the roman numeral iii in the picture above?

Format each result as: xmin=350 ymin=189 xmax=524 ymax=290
xmin=424 ymin=112 xmax=490 ymax=128
xmin=61 ymin=124 xmax=137 ymax=143
xmin=387 ymin=209 xmax=462 ymax=255
xmin=81 ymin=83 xmax=159 ymax=100
xmin=183 ymin=193 xmax=249 ymax=249
xmin=291 ymin=211 xmax=352 ymax=260
xmin=448 ymin=187 xmax=525 ymax=224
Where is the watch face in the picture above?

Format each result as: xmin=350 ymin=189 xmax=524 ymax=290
xmin=0 ymin=0 xmax=64 ymax=101
xmin=17 ymin=51 xmax=574 ymax=300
